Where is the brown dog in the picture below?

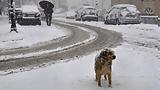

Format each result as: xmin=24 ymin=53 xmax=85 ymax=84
xmin=95 ymin=49 xmax=116 ymax=87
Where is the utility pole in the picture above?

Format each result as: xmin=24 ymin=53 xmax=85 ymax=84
xmin=20 ymin=0 xmax=23 ymax=7
xmin=10 ymin=0 xmax=18 ymax=33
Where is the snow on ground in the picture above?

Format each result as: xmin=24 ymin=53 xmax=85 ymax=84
xmin=0 ymin=17 xmax=160 ymax=90
xmin=0 ymin=17 xmax=70 ymax=49
xmin=0 ymin=43 xmax=159 ymax=90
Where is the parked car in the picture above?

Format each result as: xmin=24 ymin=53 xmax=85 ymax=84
xmin=66 ymin=10 xmax=76 ymax=19
xmin=15 ymin=8 xmax=22 ymax=23
xmin=20 ymin=5 xmax=41 ymax=25
xmin=15 ymin=8 xmax=22 ymax=19
xmin=75 ymin=6 xmax=98 ymax=21
xmin=104 ymin=4 xmax=141 ymax=25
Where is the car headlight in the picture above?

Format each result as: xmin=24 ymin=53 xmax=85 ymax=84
xmin=23 ymin=13 xmax=28 ymax=17
xmin=35 ymin=13 xmax=40 ymax=17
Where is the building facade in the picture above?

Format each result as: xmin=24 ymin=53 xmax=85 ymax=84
xmin=94 ymin=0 xmax=111 ymax=10
xmin=111 ymin=0 xmax=160 ymax=16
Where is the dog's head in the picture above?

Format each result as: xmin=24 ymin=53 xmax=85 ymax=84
xmin=100 ymin=49 xmax=116 ymax=61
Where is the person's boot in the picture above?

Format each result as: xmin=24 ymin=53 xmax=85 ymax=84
xmin=10 ymin=27 xmax=18 ymax=33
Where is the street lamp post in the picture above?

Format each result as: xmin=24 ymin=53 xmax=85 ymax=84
xmin=10 ymin=0 xmax=18 ymax=33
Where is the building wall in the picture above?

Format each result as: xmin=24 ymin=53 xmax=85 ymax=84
xmin=111 ymin=0 xmax=160 ymax=16
xmin=95 ymin=0 xmax=111 ymax=11
xmin=155 ymin=0 xmax=160 ymax=16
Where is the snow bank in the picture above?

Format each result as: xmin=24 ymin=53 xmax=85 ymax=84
xmin=0 ymin=20 xmax=70 ymax=49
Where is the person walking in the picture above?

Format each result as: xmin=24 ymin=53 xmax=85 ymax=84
xmin=10 ymin=8 xmax=18 ymax=33
xmin=9 ymin=1 xmax=18 ymax=33
xmin=44 ymin=8 xmax=53 ymax=26
xmin=39 ymin=0 xmax=54 ymax=26
xmin=0 ymin=9 xmax=2 ymax=16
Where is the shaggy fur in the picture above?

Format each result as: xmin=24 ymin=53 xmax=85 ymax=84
xmin=95 ymin=49 xmax=116 ymax=87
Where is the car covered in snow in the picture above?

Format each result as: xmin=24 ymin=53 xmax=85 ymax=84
xmin=66 ymin=10 xmax=76 ymax=19
xmin=20 ymin=5 xmax=41 ymax=25
xmin=14 ymin=8 xmax=23 ymax=23
xmin=104 ymin=4 xmax=141 ymax=25
xmin=75 ymin=6 xmax=98 ymax=21
xmin=15 ymin=8 xmax=22 ymax=19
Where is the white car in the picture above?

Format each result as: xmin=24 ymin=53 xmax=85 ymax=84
xmin=75 ymin=6 xmax=98 ymax=21
xmin=20 ymin=5 xmax=41 ymax=25
xmin=104 ymin=4 xmax=141 ymax=25
xmin=66 ymin=10 xmax=76 ymax=19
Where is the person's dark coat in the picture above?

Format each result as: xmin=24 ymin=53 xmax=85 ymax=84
xmin=44 ymin=8 xmax=53 ymax=26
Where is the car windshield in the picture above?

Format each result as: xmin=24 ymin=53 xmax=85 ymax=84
xmin=83 ymin=8 xmax=96 ymax=15
xmin=119 ymin=6 xmax=138 ymax=16
xmin=121 ymin=6 xmax=137 ymax=13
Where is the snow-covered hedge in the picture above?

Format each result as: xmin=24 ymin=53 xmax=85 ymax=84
xmin=140 ymin=16 xmax=158 ymax=24
xmin=158 ymin=18 xmax=160 ymax=26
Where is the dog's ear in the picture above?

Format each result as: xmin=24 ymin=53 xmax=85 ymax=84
xmin=100 ymin=50 xmax=106 ymax=57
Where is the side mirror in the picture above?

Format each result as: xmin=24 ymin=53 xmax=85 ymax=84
xmin=106 ymin=11 xmax=109 ymax=14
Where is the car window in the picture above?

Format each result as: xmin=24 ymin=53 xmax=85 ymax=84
xmin=119 ymin=6 xmax=138 ymax=16
xmin=83 ymin=8 xmax=96 ymax=15
xmin=121 ymin=6 xmax=137 ymax=13
xmin=109 ymin=8 xmax=119 ymax=14
xmin=107 ymin=7 xmax=119 ymax=19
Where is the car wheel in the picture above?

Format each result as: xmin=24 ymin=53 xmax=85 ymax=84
xmin=76 ymin=18 xmax=81 ymax=21
xmin=75 ymin=19 xmax=79 ymax=21
xmin=104 ymin=20 xmax=108 ymax=24
xmin=96 ymin=19 xmax=98 ymax=22
xmin=80 ymin=17 xmax=83 ymax=21
xmin=36 ymin=19 xmax=41 ymax=25
xmin=116 ymin=19 xmax=121 ymax=25
xmin=82 ymin=18 xmax=86 ymax=21
xmin=38 ymin=22 xmax=41 ymax=25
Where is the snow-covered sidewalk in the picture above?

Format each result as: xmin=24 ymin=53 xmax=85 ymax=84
xmin=0 ymin=18 xmax=160 ymax=90
xmin=0 ymin=16 xmax=70 ymax=49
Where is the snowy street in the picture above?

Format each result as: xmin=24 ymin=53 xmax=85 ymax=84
xmin=0 ymin=16 xmax=121 ymax=71
xmin=0 ymin=15 xmax=160 ymax=90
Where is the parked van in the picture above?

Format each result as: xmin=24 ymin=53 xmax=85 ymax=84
xmin=75 ymin=6 xmax=98 ymax=21
xmin=104 ymin=4 xmax=141 ymax=25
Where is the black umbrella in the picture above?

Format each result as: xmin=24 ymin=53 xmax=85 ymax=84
xmin=39 ymin=1 xmax=54 ymax=9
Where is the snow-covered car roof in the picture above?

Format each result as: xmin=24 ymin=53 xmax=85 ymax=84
xmin=82 ymin=6 xmax=95 ymax=9
xmin=15 ymin=8 xmax=22 ymax=11
xmin=112 ymin=4 xmax=136 ymax=8
xmin=112 ymin=4 xmax=140 ymax=14
xmin=21 ymin=5 xmax=39 ymax=13
xmin=77 ymin=6 xmax=96 ymax=13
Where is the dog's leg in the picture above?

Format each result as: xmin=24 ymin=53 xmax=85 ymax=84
xmin=108 ymin=73 xmax=112 ymax=87
xmin=104 ymin=75 xmax=107 ymax=80
xmin=95 ymin=74 xmax=98 ymax=81
xmin=97 ymin=74 xmax=101 ymax=87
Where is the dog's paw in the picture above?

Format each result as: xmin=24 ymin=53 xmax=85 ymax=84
xmin=108 ymin=85 xmax=112 ymax=88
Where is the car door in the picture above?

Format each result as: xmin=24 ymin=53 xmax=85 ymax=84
xmin=107 ymin=8 xmax=119 ymax=23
